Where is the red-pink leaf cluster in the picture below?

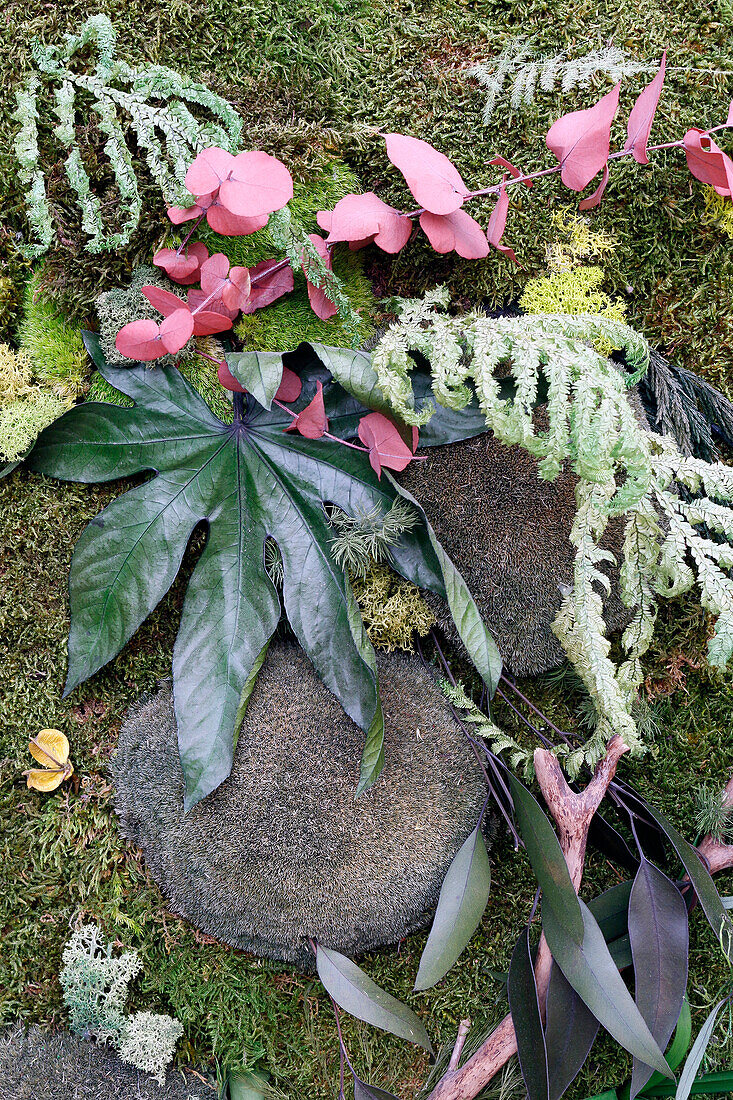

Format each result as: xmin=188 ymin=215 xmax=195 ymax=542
xmin=683 ymin=129 xmax=733 ymax=197
xmin=317 ymin=193 xmax=412 ymax=253
xmin=115 ymin=309 xmax=194 ymax=361
xmin=302 ymin=235 xmax=337 ymax=321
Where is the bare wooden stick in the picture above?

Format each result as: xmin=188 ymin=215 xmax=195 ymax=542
xmin=695 ymin=774 xmax=733 ymax=876
xmin=426 ymin=736 xmax=629 ymax=1100
xmin=448 ymin=1020 xmax=472 ymax=1072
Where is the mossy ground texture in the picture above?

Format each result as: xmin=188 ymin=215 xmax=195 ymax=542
xmin=2 ymin=0 xmax=733 ymax=1096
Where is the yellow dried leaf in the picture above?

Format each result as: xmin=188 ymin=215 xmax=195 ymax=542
xmin=28 ymin=728 xmax=70 ymax=768
xmin=24 ymin=765 xmax=73 ymax=792
xmin=25 ymin=729 xmax=73 ymax=792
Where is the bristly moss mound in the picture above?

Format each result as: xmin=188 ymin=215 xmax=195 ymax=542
xmin=352 ymin=562 xmax=436 ymax=652
xmin=0 ymin=1025 xmax=206 ymax=1100
xmin=111 ymin=644 xmax=487 ymax=970
xmin=397 ymin=405 xmax=642 ymax=677
xmin=17 ymin=272 xmax=88 ymax=399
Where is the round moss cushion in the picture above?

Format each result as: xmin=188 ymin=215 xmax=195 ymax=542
xmin=112 ymin=645 xmax=487 ymax=968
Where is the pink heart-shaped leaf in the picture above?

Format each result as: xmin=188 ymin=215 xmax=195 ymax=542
xmin=206 ymin=200 xmax=269 ymax=237
xmin=546 ymin=83 xmax=621 ymax=191
xmin=275 ymin=365 xmax=302 ymax=403
xmin=184 ymin=147 xmax=236 ymax=196
xmin=683 ymin=129 xmax=733 ymax=196
xmin=303 ymin=234 xmax=337 ymax=321
xmin=219 ymin=151 xmax=293 ymax=217
xmin=385 ymin=133 xmax=469 ymax=215
xmin=218 ymin=360 xmax=247 ymax=393
xmin=285 ymin=380 xmax=328 ymax=438
xmin=160 ymin=309 xmax=195 ymax=354
xmin=115 ymin=319 xmax=165 ymax=362
xmin=141 ymin=285 xmax=189 ymax=317
xmin=190 ymin=310 xmax=235 ymax=336
xmin=241 ymin=259 xmax=294 ymax=313
xmin=200 ymin=252 xmax=231 ymax=299
xmin=578 ymin=163 xmax=610 ymax=210
xmin=487 ymin=179 xmax=517 ymax=263
xmin=357 ymin=411 xmax=415 ymax=478
xmin=187 ymin=289 xmax=239 ymax=320
xmin=419 ymin=208 xmax=489 ymax=259
xmin=154 ymin=242 xmax=209 ymax=284
xmin=222 ymin=266 xmax=251 ymax=312
xmin=624 ymin=53 xmax=666 ymax=165
xmin=488 ymin=156 xmax=532 ymax=186
xmin=320 ymin=192 xmax=412 ymax=253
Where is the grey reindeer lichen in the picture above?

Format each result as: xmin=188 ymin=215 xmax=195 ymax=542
xmin=13 ymin=15 xmax=242 ymax=256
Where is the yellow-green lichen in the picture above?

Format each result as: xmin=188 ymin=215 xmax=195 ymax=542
xmin=519 ymin=266 xmax=627 ymax=356
xmin=703 ymin=186 xmax=733 ymax=239
xmin=351 ymin=562 xmax=436 ymax=652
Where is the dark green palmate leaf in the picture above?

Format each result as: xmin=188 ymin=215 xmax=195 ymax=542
xmin=628 ymin=860 xmax=689 ymax=1099
xmin=316 ymin=945 xmax=433 ymax=1053
xmin=27 ymin=333 xmax=498 ymax=807
xmin=414 ymin=823 xmax=491 ymax=991
xmin=507 ymin=924 xmax=550 ymax=1100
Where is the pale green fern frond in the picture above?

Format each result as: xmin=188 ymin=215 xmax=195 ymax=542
xmin=13 ymin=15 xmax=242 ymax=255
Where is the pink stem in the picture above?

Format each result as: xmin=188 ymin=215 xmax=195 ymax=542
xmin=175 ymin=212 xmax=207 ymax=254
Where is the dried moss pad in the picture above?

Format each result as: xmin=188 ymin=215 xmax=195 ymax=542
xmin=112 ymin=646 xmax=486 ymax=968
xmin=0 ymin=1026 xmax=204 ymax=1100
xmin=399 ymin=403 xmax=643 ymax=676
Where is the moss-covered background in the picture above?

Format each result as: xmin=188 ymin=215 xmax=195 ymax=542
xmin=2 ymin=0 xmax=733 ymax=1096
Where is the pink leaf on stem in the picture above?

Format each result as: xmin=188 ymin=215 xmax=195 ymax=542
xmin=285 ymin=381 xmax=328 ymax=438
xmin=218 ymin=360 xmax=247 ymax=393
xmin=115 ymin=319 xmax=166 ymax=362
xmin=222 ymin=266 xmax=252 ymax=312
xmin=488 ymin=156 xmax=533 ymax=186
xmin=487 ymin=179 xmax=517 ymax=263
xmin=384 ymin=133 xmax=469 ymax=215
xmin=357 ymin=412 xmax=415 ymax=478
xmin=191 ymin=311 xmax=234 ymax=336
xmin=154 ymin=242 xmax=209 ymax=284
xmin=160 ymin=309 xmax=195 ymax=354
xmin=184 ymin=147 xmax=236 ymax=196
xmin=167 ymin=191 xmax=217 ymax=224
xmin=219 ymin=151 xmax=293 ymax=217
xmin=187 ymin=290 xmax=239 ymax=321
xmin=141 ymin=285 xmax=189 ymax=317
xmin=546 ymin=83 xmax=621 ymax=191
xmin=200 ymin=252 xmax=231 ymax=300
xmin=275 ymin=366 xmax=302 ymax=402
xmin=318 ymin=193 xmax=412 ymax=253
xmin=419 ymin=208 xmax=489 ymax=259
xmin=241 ymin=260 xmax=294 ymax=313
xmin=303 ymin=234 xmax=337 ymax=321
xmin=205 ymin=200 xmax=269 ymax=236
xmin=624 ymin=53 xmax=666 ymax=165
xmin=683 ymin=129 xmax=733 ymax=196
xmin=578 ymin=163 xmax=610 ymax=210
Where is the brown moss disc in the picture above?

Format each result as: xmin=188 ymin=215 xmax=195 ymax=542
xmin=111 ymin=645 xmax=487 ymax=969
xmin=398 ymin=398 xmax=648 ymax=676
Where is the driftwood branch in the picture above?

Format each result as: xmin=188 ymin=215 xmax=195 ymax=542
xmin=426 ymin=736 xmax=629 ymax=1100
xmin=695 ymin=774 xmax=733 ymax=876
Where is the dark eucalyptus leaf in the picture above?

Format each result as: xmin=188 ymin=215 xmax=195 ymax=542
xmin=674 ymin=999 xmax=727 ymax=1100
xmin=589 ymin=881 xmax=633 ymax=944
xmin=629 ymin=860 xmax=689 ymax=1099
xmin=507 ymin=926 xmax=549 ymax=1100
xmin=588 ymin=808 xmax=640 ymax=874
xmin=638 ymin=801 xmax=731 ymax=945
xmin=542 ymin=897 xmax=671 ymax=1077
xmin=352 ymin=1074 xmax=400 ymax=1100
xmin=28 ymin=332 xmax=492 ymax=808
xmin=507 ymin=773 xmax=584 ymax=945
xmin=544 ymin=963 xmax=599 ymax=1100
xmin=316 ymin=945 xmax=433 ymax=1052
xmin=414 ymin=824 xmax=491 ymax=991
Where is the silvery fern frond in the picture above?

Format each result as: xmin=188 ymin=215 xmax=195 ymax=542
xmin=13 ymin=15 xmax=242 ymax=255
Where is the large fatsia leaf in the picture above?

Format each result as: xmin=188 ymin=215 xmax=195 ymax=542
xmin=26 ymin=332 xmax=498 ymax=807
